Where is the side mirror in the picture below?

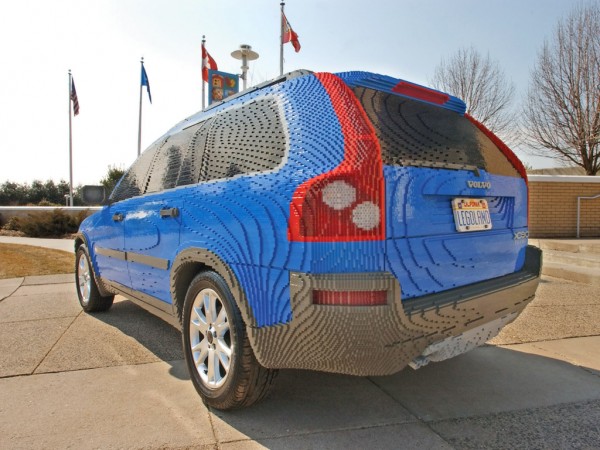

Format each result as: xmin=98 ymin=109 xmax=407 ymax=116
xmin=81 ymin=185 xmax=107 ymax=205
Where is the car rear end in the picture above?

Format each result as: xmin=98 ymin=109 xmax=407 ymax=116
xmin=249 ymin=71 xmax=541 ymax=375
xmin=346 ymin=73 xmax=531 ymax=299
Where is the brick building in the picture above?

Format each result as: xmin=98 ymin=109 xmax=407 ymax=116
xmin=528 ymin=175 xmax=600 ymax=238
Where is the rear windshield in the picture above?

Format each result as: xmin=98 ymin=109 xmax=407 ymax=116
xmin=353 ymin=87 xmax=518 ymax=177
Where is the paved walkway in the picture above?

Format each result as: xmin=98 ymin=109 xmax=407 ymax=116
xmin=0 ymin=272 xmax=599 ymax=448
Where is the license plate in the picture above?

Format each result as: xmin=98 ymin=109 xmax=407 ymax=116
xmin=452 ymin=198 xmax=492 ymax=232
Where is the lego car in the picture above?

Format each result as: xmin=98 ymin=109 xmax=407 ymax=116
xmin=75 ymin=70 xmax=542 ymax=410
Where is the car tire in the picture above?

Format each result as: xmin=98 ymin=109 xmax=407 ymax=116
xmin=182 ymin=271 xmax=278 ymax=410
xmin=75 ymin=245 xmax=114 ymax=312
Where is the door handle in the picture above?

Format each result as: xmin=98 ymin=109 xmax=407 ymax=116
xmin=160 ymin=207 xmax=179 ymax=218
xmin=112 ymin=213 xmax=124 ymax=222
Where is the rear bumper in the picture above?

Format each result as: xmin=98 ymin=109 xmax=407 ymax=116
xmin=249 ymin=245 xmax=542 ymax=376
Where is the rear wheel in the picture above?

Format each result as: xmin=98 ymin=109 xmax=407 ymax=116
xmin=182 ymin=271 xmax=277 ymax=410
xmin=75 ymin=245 xmax=114 ymax=312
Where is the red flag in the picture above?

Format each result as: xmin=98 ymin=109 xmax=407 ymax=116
xmin=282 ymin=12 xmax=301 ymax=53
xmin=202 ymin=43 xmax=218 ymax=83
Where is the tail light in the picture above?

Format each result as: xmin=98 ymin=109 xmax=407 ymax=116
xmin=313 ymin=289 xmax=388 ymax=306
xmin=288 ymin=73 xmax=385 ymax=242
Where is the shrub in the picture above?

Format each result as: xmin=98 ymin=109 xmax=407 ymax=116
xmin=2 ymin=216 xmax=21 ymax=231
xmin=18 ymin=209 xmax=88 ymax=238
xmin=37 ymin=199 xmax=62 ymax=207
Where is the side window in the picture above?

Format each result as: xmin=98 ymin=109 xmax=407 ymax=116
xmin=200 ymin=97 xmax=287 ymax=182
xmin=110 ymin=120 xmax=211 ymax=202
xmin=110 ymin=140 xmax=163 ymax=202
xmin=110 ymin=96 xmax=287 ymax=202
xmin=176 ymin=119 xmax=214 ymax=187
xmin=144 ymin=129 xmax=192 ymax=193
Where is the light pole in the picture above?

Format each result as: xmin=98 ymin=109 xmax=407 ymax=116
xmin=231 ymin=44 xmax=259 ymax=91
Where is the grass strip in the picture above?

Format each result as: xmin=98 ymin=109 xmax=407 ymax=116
xmin=0 ymin=243 xmax=74 ymax=279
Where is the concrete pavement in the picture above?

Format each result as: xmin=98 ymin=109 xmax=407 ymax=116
xmin=1 ymin=273 xmax=599 ymax=449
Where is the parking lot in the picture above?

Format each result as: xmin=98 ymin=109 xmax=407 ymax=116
xmin=1 ymin=271 xmax=600 ymax=449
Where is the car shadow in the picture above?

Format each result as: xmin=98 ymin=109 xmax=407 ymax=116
xmin=88 ymin=296 xmax=188 ymax=380
xmin=209 ymin=346 xmax=600 ymax=448
xmin=86 ymin=297 xmax=600 ymax=448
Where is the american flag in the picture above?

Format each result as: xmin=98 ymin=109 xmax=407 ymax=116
xmin=70 ymin=78 xmax=79 ymax=116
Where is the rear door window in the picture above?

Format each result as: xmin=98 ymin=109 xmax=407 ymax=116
xmin=200 ymin=97 xmax=287 ymax=181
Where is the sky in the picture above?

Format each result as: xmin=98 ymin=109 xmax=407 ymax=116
xmin=0 ymin=0 xmax=583 ymax=186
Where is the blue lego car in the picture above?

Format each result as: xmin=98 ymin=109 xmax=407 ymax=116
xmin=75 ymin=70 xmax=542 ymax=410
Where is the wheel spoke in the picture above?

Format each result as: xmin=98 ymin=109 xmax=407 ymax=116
xmin=204 ymin=291 xmax=218 ymax=324
xmin=192 ymin=336 xmax=208 ymax=354
xmin=216 ymin=338 xmax=232 ymax=357
xmin=193 ymin=340 xmax=209 ymax=369
xmin=214 ymin=308 xmax=229 ymax=335
xmin=216 ymin=340 xmax=231 ymax=371
xmin=207 ymin=347 xmax=221 ymax=384
xmin=191 ymin=305 xmax=207 ymax=329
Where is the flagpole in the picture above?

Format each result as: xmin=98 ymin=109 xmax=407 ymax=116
xmin=280 ymin=2 xmax=285 ymax=76
xmin=202 ymin=36 xmax=206 ymax=110
xmin=68 ymin=70 xmax=74 ymax=207
xmin=137 ymin=57 xmax=143 ymax=157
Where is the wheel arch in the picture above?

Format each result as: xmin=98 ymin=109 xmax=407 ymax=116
xmin=74 ymin=232 xmax=116 ymax=298
xmin=170 ymin=248 xmax=257 ymax=329
xmin=74 ymin=232 xmax=86 ymax=252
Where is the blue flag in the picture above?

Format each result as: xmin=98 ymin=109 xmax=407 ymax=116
xmin=141 ymin=64 xmax=152 ymax=103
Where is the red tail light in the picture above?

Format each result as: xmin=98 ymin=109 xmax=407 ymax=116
xmin=313 ymin=289 xmax=388 ymax=306
xmin=288 ymin=73 xmax=385 ymax=242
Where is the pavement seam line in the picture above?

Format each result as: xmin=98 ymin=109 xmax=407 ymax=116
xmin=497 ymin=333 xmax=600 ymax=346
xmin=0 ymin=314 xmax=83 ymax=325
xmin=365 ymin=376 xmax=457 ymax=448
xmin=31 ymin=310 xmax=82 ymax=375
xmin=0 ymin=277 xmax=24 ymax=303
xmin=0 ymin=359 xmax=181 ymax=380
xmin=428 ymin=398 xmax=600 ymax=428
xmin=207 ymin=405 xmax=221 ymax=448
xmin=215 ymin=420 xmax=443 ymax=445
xmin=525 ymin=341 xmax=600 ymax=379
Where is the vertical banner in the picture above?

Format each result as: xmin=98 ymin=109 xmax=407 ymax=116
xmin=208 ymin=70 xmax=239 ymax=105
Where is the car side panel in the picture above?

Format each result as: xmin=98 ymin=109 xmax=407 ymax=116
xmin=175 ymin=73 xmax=387 ymax=327
xmin=124 ymin=194 xmax=182 ymax=303
xmin=82 ymin=206 xmax=131 ymax=288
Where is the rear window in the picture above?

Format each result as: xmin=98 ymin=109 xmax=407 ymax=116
xmin=353 ymin=87 xmax=518 ymax=177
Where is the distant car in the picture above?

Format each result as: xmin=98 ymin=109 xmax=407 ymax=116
xmin=75 ymin=70 xmax=542 ymax=410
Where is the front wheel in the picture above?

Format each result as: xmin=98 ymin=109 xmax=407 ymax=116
xmin=182 ymin=271 xmax=277 ymax=410
xmin=75 ymin=245 xmax=114 ymax=312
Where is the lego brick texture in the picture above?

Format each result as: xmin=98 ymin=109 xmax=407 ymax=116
xmin=78 ymin=69 xmax=536 ymax=376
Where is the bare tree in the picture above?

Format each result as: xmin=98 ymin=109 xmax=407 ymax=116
xmin=523 ymin=2 xmax=600 ymax=175
xmin=431 ymin=47 xmax=516 ymax=140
